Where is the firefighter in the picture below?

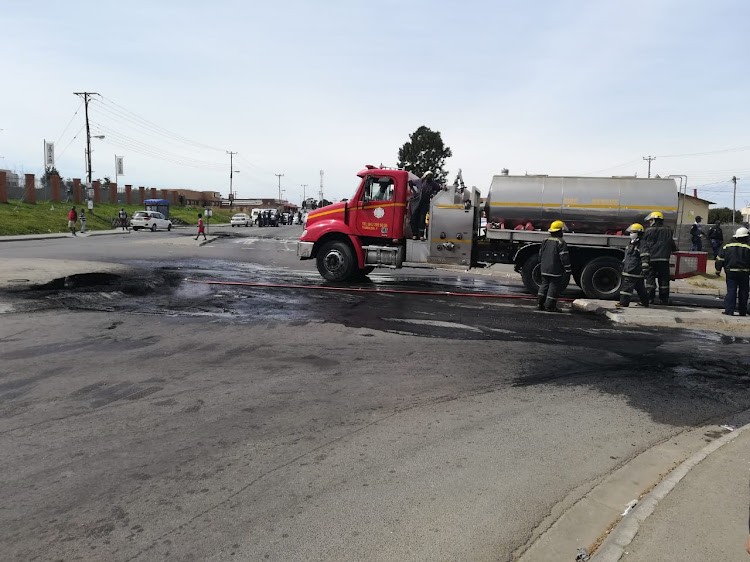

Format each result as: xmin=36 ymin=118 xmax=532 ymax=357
xmin=715 ymin=226 xmax=750 ymax=316
xmin=615 ymin=223 xmax=650 ymax=308
xmin=641 ymin=211 xmax=677 ymax=305
xmin=537 ymin=220 xmax=571 ymax=313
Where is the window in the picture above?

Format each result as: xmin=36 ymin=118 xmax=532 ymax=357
xmin=364 ymin=176 xmax=394 ymax=202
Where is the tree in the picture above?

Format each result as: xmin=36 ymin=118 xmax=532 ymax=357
xmin=397 ymin=126 xmax=452 ymax=184
xmin=41 ymin=166 xmax=60 ymax=189
xmin=708 ymin=207 xmax=743 ymax=224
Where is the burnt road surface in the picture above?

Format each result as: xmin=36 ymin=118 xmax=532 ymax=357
xmin=1 ymin=226 xmax=749 ymax=561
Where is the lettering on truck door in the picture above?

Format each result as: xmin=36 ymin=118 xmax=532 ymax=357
xmin=353 ymin=175 xmax=396 ymax=238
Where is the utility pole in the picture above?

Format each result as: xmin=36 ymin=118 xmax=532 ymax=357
xmin=275 ymin=173 xmax=284 ymax=202
xmin=74 ymin=92 xmax=99 ymax=184
xmin=642 ymin=155 xmax=656 ymax=178
xmin=319 ymin=169 xmax=324 ymax=203
xmin=227 ymin=151 xmax=238 ymax=208
xmin=301 ymin=184 xmax=308 ymax=205
xmin=732 ymin=175 xmax=739 ymax=226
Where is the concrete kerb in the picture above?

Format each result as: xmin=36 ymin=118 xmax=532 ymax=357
xmin=591 ymin=422 xmax=750 ymax=561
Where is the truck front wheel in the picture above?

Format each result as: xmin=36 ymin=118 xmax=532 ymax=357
xmin=580 ymin=257 xmax=622 ymax=300
xmin=317 ymin=240 xmax=356 ymax=281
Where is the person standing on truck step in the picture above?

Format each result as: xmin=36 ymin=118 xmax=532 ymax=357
xmin=615 ymin=223 xmax=650 ymax=308
xmin=641 ymin=211 xmax=677 ymax=305
xmin=537 ymin=220 xmax=571 ymax=313
xmin=413 ymin=171 xmax=441 ymax=241
xmin=715 ymin=226 xmax=750 ymax=316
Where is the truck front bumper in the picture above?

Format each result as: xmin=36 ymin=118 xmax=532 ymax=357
xmin=297 ymin=241 xmax=314 ymax=259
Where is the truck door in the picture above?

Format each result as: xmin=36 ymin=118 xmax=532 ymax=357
xmin=351 ymin=175 xmax=396 ymax=239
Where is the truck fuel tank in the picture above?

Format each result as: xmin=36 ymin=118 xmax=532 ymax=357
xmin=485 ymin=175 xmax=678 ymax=234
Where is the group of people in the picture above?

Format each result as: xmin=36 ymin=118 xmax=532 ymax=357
xmin=536 ymin=211 xmax=676 ymax=312
xmin=537 ymin=211 xmax=750 ymax=316
xmin=67 ymin=206 xmax=85 ymax=236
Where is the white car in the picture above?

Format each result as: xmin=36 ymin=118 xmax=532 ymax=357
xmin=131 ymin=211 xmax=173 ymax=232
xmin=231 ymin=213 xmax=251 ymax=227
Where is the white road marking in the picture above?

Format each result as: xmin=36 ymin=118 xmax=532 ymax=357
xmin=382 ymin=318 xmax=482 ymax=332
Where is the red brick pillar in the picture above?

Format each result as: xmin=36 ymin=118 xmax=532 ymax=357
xmin=110 ymin=182 xmax=118 ymax=204
xmin=150 ymin=188 xmax=157 ymax=199
xmin=73 ymin=178 xmax=82 ymax=203
xmin=161 ymin=189 xmax=169 ymax=200
xmin=172 ymin=191 xmax=178 ymax=205
xmin=125 ymin=185 xmax=132 ymax=205
xmin=93 ymin=180 xmax=101 ymax=203
xmin=139 ymin=186 xmax=145 ymax=204
xmin=0 ymin=170 xmax=7 ymax=203
xmin=25 ymin=174 xmax=36 ymax=203
xmin=50 ymin=174 xmax=61 ymax=202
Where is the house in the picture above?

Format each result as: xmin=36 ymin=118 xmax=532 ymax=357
xmin=676 ymin=192 xmax=715 ymax=250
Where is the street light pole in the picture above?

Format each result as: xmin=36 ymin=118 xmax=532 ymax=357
xmin=275 ymin=173 xmax=284 ymax=202
xmin=227 ymin=151 xmax=238 ymax=207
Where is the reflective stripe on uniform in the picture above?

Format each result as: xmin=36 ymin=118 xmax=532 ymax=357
xmin=621 ymin=272 xmax=643 ymax=278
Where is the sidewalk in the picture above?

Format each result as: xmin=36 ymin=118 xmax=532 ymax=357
xmin=0 ymin=228 xmax=132 ymax=242
xmin=593 ymin=425 xmax=750 ymax=561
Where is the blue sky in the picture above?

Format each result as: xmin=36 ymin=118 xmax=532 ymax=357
xmin=2 ymin=0 xmax=749 ymax=209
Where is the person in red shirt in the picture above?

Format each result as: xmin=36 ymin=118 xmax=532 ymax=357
xmin=195 ymin=213 xmax=206 ymax=240
xmin=68 ymin=206 xmax=78 ymax=236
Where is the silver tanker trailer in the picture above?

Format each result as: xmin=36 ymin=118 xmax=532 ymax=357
xmin=418 ymin=173 xmax=679 ymax=299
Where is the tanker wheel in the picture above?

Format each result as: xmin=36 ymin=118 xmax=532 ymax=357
xmin=521 ymin=254 xmax=570 ymax=296
xmin=580 ymin=257 xmax=622 ymax=300
xmin=316 ymin=240 xmax=355 ymax=281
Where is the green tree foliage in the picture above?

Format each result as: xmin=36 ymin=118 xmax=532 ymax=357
xmin=708 ymin=207 xmax=743 ymax=224
xmin=41 ymin=166 xmax=60 ymax=189
xmin=397 ymin=126 xmax=452 ymax=184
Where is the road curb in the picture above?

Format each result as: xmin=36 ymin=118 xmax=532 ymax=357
xmin=591 ymin=422 xmax=750 ymax=561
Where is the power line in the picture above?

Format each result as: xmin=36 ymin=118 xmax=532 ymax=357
xmin=55 ymin=101 xmax=83 ymax=145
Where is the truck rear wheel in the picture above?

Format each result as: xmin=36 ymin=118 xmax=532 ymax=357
xmin=520 ymin=254 xmax=569 ymax=296
xmin=317 ymin=240 xmax=355 ymax=281
xmin=580 ymin=257 xmax=622 ymax=300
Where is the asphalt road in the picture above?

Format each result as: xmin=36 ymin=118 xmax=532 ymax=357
xmin=1 ymin=225 xmax=749 ymax=561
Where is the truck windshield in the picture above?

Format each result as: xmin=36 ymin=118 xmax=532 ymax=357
xmin=363 ymin=177 xmax=394 ymax=202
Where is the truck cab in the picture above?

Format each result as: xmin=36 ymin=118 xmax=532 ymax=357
xmin=298 ymin=166 xmax=411 ymax=280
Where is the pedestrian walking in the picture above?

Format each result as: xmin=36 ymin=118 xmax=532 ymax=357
xmin=708 ymin=221 xmax=724 ymax=257
xmin=689 ymin=215 xmax=705 ymax=251
xmin=615 ymin=223 xmax=650 ymax=308
xmin=714 ymin=226 xmax=750 ymax=316
xmin=118 ymin=208 xmax=129 ymax=231
xmin=195 ymin=214 xmax=207 ymax=240
xmin=537 ymin=220 xmax=571 ymax=313
xmin=641 ymin=211 xmax=677 ymax=305
xmin=79 ymin=208 xmax=86 ymax=234
xmin=68 ymin=206 xmax=78 ymax=236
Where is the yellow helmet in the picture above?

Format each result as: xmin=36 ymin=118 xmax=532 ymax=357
xmin=548 ymin=220 xmax=565 ymax=233
xmin=626 ymin=223 xmax=644 ymax=232
xmin=645 ymin=211 xmax=664 ymax=221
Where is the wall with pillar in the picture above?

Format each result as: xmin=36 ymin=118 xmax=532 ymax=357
xmin=73 ymin=179 xmax=82 ymax=203
xmin=139 ymin=186 xmax=145 ymax=204
xmin=110 ymin=182 xmax=118 ymax=204
xmin=50 ymin=174 xmax=61 ymax=202
xmin=150 ymin=188 xmax=157 ymax=199
xmin=93 ymin=180 xmax=101 ymax=203
xmin=0 ymin=171 xmax=7 ymax=203
xmin=125 ymin=185 xmax=132 ymax=205
xmin=25 ymin=174 xmax=36 ymax=203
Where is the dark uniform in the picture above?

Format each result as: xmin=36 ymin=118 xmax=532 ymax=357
xmin=641 ymin=223 xmax=676 ymax=304
xmin=537 ymin=235 xmax=571 ymax=312
xmin=715 ymin=239 xmax=750 ymax=316
xmin=619 ymin=239 xmax=649 ymax=307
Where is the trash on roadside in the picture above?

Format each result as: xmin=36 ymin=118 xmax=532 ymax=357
xmin=622 ymin=499 xmax=638 ymax=516
xmin=575 ymin=547 xmax=590 ymax=561
xmin=720 ymin=425 xmax=736 ymax=431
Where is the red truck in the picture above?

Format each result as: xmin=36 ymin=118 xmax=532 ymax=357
xmin=297 ymin=165 xmax=680 ymax=299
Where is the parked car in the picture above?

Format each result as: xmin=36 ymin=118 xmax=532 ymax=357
xmin=231 ymin=213 xmax=251 ymax=227
xmin=131 ymin=211 xmax=173 ymax=232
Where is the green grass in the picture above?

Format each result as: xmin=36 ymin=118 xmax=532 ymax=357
xmin=0 ymin=200 xmax=232 ymax=236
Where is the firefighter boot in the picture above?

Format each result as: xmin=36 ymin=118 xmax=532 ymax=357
xmin=537 ymin=295 xmax=546 ymax=311
xmin=544 ymin=299 xmax=561 ymax=313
